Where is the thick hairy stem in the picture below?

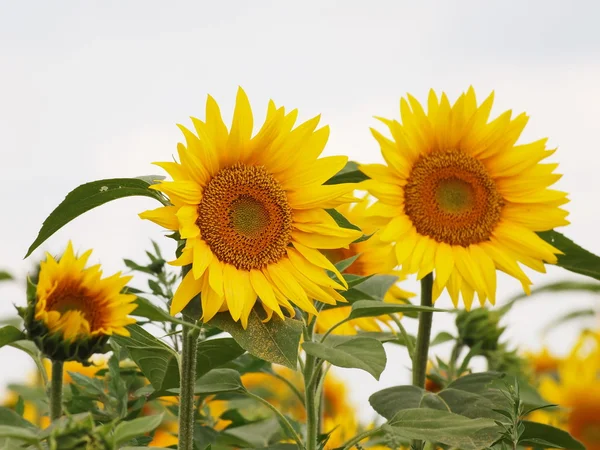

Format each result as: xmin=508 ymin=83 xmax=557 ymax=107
xmin=178 ymin=318 xmax=200 ymax=450
xmin=50 ymin=360 xmax=64 ymax=421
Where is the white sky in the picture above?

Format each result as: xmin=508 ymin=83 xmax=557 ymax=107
xmin=1 ymin=0 xmax=599 ymax=418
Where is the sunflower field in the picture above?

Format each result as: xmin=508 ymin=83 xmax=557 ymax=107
xmin=0 ymin=84 xmax=598 ymax=450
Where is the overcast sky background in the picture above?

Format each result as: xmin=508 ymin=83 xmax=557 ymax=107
xmin=1 ymin=1 xmax=599 ymax=419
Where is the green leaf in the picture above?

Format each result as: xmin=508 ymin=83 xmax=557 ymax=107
xmin=334 ymin=254 xmax=360 ymax=273
xmin=111 ymin=324 xmax=180 ymax=390
xmin=431 ymin=331 xmax=455 ymax=346
xmin=196 ymin=338 xmax=245 ymax=378
xmin=349 ymin=300 xmax=447 ymax=319
xmin=520 ymin=421 xmax=585 ymax=450
xmin=114 ymin=413 xmax=164 ymax=445
xmin=538 ymin=230 xmax=600 ymax=281
xmin=325 ymin=209 xmax=361 ymax=232
xmin=25 ymin=177 xmax=168 ymax=257
xmin=508 ymin=280 xmax=600 ymax=303
xmin=0 ymin=271 xmax=13 ymax=282
xmin=0 ymin=326 xmax=25 ymax=349
xmin=302 ymin=337 xmax=386 ymax=380
xmin=0 ymin=425 xmax=40 ymax=443
xmin=437 ymin=388 xmax=504 ymax=420
xmin=369 ymin=386 xmax=448 ymax=420
xmin=324 ymin=161 xmax=370 ymax=185
xmin=210 ymin=311 xmax=303 ymax=370
xmin=192 ymin=368 xmax=245 ymax=394
xmin=8 ymin=340 xmax=46 ymax=380
xmin=388 ymin=408 xmax=499 ymax=450
xmin=352 ymin=275 xmax=399 ymax=301
xmin=222 ymin=418 xmax=281 ymax=448
xmin=131 ymin=296 xmax=172 ymax=322
xmin=0 ymin=407 xmax=36 ymax=428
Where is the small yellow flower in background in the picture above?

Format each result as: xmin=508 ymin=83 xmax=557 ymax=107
xmin=365 ymin=88 xmax=569 ymax=309
xmin=531 ymin=331 xmax=600 ymax=450
xmin=34 ymin=242 xmax=136 ymax=340
xmin=140 ymin=88 xmax=360 ymax=328
xmin=524 ymin=346 xmax=562 ymax=376
xmin=317 ymin=196 xmax=415 ymax=334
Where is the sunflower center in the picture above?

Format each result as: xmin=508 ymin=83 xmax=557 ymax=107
xmin=46 ymin=283 xmax=99 ymax=329
xmin=197 ymin=163 xmax=293 ymax=270
xmin=404 ymin=150 xmax=504 ymax=246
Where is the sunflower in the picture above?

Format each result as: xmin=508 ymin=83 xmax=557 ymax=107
xmin=364 ymin=88 xmax=569 ymax=308
xmin=525 ymin=346 xmax=561 ymax=376
xmin=534 ymin=332 xmax=600 ymax=450
xmin=316 ymin=196 xmax=414 ymax=334
xmin=140 ymin=88 xmax=360 ymax=327
xmin=33 ymin=242 xmax=136 ymax=342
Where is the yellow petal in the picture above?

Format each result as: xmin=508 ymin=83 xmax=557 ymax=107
xmin=266 ymin=263 xmax=317 ymax=315
xmin=139 ymin=206 xmax=179 ymax=230
xmin=193 ymin=241 xmax=213 ymax=279
xmin=249 ymin=270 xmax=284 ymax=319
xmin=171 ymin=270 xmax=202 ymax=315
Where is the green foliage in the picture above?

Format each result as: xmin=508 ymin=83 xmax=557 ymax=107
xmin=196 ymin=338 xmax=245 ymax=378
xmin=324 ymin=161 xmax=369 ymax=185
xmin=349 ymin=300 xmax=446 ymax=319
xmin=539 ymin=230 xmax=600 ymax=281
xmin=112 ymin=324 xmax=180 ymax=391
xmin=387 ymin=408 xmax=499 ymax=450
xmin=0 ymin=271 xmax=13 ymax=282
xmin=114 ymin=414 xmax=164 ymax=445
xmin=210 ymin=311 xmax=303 ymax=370
xmin=302 ymin=336 xmax=386 ymax=379
xmin=0 ymin=325 xmax=25 ymax=349
xmin=25 ymin=177 xmax=168 ymax=257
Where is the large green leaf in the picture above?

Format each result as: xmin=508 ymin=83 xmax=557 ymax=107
xmin=302 ymin=337 xmax=386 ymax=380
xmin=369 ymin=386 xmax=448 ymax=419
xmin=25 ymin=177 xmax=168 ymax=257
xmin=112 ymin=325 xmax=180 ymax=390
xmin=539 ymin=230 xmax=600 ymax=281
xmin=324 ymin=161 xmax=369 ymax=185
xmin=211 ymin=311 xmax=303 ymax=370
xmin=114 ymin=413 xmax=164 ymax=445
xmin=196 ymin=338 xmax=245 ymax=378
xmin=0 ymin=326 xmax=25 ymax=349
xmin=131 ymin=296 xmax=172 ymax=322
xmin=520 ymin=421 xmax=585 ymax=450
xmin=388 ymin=408 xmax=499 ymax=450
xmin=192 ymin=368 xmax=245 ymax=394
xmin=349 ymin=300 xmax=447 ymax=319
xmin=0 ymin=271 xmax=13 ymax=282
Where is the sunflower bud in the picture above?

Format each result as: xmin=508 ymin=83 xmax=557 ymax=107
xmin=20 ymin=242 xmax=137 ymax=363
xmin=456 ymin=307 xmax=504 ymax=352
xmin=49 ymin=414 xmax=114 ymax=450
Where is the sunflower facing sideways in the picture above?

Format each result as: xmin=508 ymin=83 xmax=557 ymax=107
xmin=364 ymin=88 xmax=569 ymax=308
xmin=140 ymin=88 xmax=361 ymax=327
xmin=316 ymin=195 xmax=415 ymax=334
xmin=23 ymin=242 xmax=137 ymax=361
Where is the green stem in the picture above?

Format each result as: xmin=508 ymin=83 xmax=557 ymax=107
xmin=412 ymin=273 xmax=434 ymax=387
xmin=49 ymin=360 xmax=64 ymax=421
xmin=245 ymin=391 xmax=305 ymax=449
xmin=411 ymin=272 xmax=434 ymax=450
xmin=303 ymin=317 xmax=320 ymax=450
xmin=389 ymin=314 xmax=415 ymax=359
xmin=341 ymin=426 xmax=383 ymax=450
xmin=178 ymin=317 xmax=200 ymax=450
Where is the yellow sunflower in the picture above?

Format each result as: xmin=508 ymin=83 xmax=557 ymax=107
xmin=534 ymin=331 xmax=600 ymax=450
xmin=317 ymin=196 xmax=415 ymax=334
xmin=365 ymin=88 xmax=569 ymax=308
xmin=34 ymin=242 xmax=136 ymax=340
xmin=140 ymin=88 xmax=360 ymax=327
xmin=524 ymin=346 xmax=561 ymax=376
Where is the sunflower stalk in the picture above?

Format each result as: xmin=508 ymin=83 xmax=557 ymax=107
xmin=178 ymin=315 xmax=200 ymax=450
xmin=304 ymin=315 xmax=321 ymax=450
xmin=49 ymin=360 xmax=64 ymax=421
xmin=411 ymin=272 xmax=434 ymax=450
